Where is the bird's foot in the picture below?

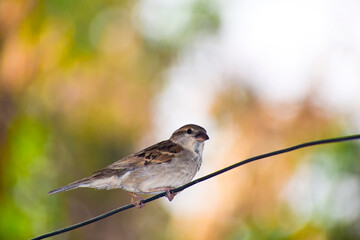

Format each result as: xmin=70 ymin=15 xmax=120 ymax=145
xmin=151 ymin=187 xmax=177 ymax=201
xmin=129 ymin=192 xmax=144 ymax=208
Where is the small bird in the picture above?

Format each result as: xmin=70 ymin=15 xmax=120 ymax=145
xmin=49 ymin=124 xmax=209 ymax=207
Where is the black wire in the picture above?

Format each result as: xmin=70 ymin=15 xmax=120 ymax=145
xmin=30 ymin=134 xmax=360 ymax=240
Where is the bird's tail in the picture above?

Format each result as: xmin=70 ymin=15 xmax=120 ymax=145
xmin=48 ymin=178 xmax=91 ymax=195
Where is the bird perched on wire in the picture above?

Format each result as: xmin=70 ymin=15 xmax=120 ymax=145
xmin=49 ymin=124 xmax=209 ymax=208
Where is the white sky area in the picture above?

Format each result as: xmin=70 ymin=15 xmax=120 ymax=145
xmin=135 ymin=0 xmax=360 ymax=136
xmin=135 ymin=0 xmax=360 ymax=219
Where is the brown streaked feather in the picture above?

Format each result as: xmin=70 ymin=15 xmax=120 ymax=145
xmin=93 ymin=140 xmax=183 ymax=175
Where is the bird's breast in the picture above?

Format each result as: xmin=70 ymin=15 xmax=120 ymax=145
xmin=118 ymin=151 xmax=202 ymax=194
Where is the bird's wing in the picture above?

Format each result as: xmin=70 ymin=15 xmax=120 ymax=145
xmin=93 ymin=140 xmax=183 ymax=174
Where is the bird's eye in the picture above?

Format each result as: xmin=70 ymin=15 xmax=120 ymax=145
xmin=187 ymin=128 xmax=192 ymax=134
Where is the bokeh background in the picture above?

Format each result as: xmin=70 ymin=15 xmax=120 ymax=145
xmin=1 ymin=0 xmax=360 ymax=239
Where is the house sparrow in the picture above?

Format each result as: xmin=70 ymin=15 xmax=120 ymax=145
xmin=49 ymin=124 xmax=209 ymax=207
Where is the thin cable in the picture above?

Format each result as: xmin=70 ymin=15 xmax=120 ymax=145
xmin=30 ymin=134 xmax=360 ymax=240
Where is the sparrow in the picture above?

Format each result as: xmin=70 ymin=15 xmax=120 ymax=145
xmin=49 ymin=124 xmax=209 ymax=207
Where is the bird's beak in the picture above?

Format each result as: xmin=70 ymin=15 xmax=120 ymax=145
xmin=195 ymin=132 xmax=209 ymax=142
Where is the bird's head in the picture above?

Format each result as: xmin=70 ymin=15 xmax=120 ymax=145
xmin=170 ymin=124 xmax=209 ymax=152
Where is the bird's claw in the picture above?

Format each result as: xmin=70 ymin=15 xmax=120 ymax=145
xmin=130 ymin=193 xmax=144 ymax=208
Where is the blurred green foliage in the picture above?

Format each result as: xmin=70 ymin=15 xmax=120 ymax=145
xmin=0 ymin=0 xmax=220 ymax=239
xmin=1 ymin=113 xmax=65 ymax=239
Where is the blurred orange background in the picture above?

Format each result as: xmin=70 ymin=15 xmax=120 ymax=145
xmin=1 ymin=0 xmax=360 ymax=239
